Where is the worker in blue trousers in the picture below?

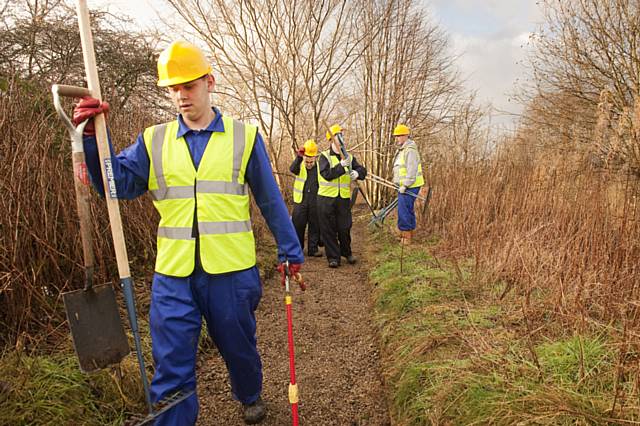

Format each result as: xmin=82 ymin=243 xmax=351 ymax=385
xmin=72 ymin=40 xmax=303 ymax=425
xmin=392 ymin=124 xmax=424 ymax=244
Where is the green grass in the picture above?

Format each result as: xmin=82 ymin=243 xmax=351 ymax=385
xmin=368 ymin=229 xmax=640 ymax=425
xmin=0 ymin=350 xmax=146 ymax=425
xmin=0 ymin=223 xmax=278 ymax=425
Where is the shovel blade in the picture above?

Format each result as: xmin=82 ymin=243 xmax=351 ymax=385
xmin=63 ymin=283 xmax=130 ymax=372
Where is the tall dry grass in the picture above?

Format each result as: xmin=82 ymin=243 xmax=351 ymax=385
xmin=0 ymin=78 xmax=285 ymax=349
xmin=0 ymin=78 xmax=160 ymax=348
xmin=423 ymin=144 xmax=640 ymax=343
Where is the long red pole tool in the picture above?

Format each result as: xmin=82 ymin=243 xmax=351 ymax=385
xmin=284 ymin=261 xmax=305 ymax=425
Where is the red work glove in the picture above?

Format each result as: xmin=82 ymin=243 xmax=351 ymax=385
xmin=277 ymin=262 xmax=303 ymax=287
xmin=297 ymin=147 xmax=305 ymax=157
xmin=72 ymin=96 xmax=110 ymax=136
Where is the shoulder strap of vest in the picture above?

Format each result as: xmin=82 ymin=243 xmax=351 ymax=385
xmin=144 ymin=120 xmax=177 ymax=146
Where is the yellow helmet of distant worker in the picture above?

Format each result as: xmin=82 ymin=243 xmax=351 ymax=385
xmin=325 ymin=124 xmax=343 ymax=141
xmin=303 ymin=139 xmax=318 ymax=157
xmin=157 ymin=40 xmax=213 ymax=87
xmin=393 ymin=124 xmax=411 ymax=136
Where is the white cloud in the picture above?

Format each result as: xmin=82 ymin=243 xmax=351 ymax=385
xmin=427 ymin=0 xmax=543 ymax=125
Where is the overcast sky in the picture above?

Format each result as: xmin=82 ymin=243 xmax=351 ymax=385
xmin=96 ymin=0 xmax=543 ymax=126
xmin=427 ymin=0 xmax=544 ymax=127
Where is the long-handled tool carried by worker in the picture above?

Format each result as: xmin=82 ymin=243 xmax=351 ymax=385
xmin=282 ymin=261 xmax=306 ymax=425
xmin=366 ymin=173 xmax=432 ymax=227
xmin=53 ymin=84 xmax=130 ymax=372
xmin=367 ymin=173 xmax=429 ymax=201
xmin=70 ymin=1 xmax=193 ymax=423
xmin=323 ymin=123 xmax=378 ymax=218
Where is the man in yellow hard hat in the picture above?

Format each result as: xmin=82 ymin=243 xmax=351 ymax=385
xmin=392 ymin=124 xmax=424 ymax=244
xmin=318 ymin=125 xmax=367 ymax=268
xmin=72 ymin=40 xmax=303 ymax=425
xmin=289 ymin=139 xmax=323 ymax=257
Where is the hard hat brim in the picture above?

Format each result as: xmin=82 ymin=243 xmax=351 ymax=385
xmin=157 ymin=69 xmax=212 ymax=87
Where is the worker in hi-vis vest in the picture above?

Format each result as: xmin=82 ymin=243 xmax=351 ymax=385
xmin=317 ymin=125 xmax=367 ymax=268
xmin=72 ymin=40 xmax=302 ymax=425
xmin=289 ymin=139 xmax=323 ymax=257
xmin=392 ymin=124 xmax=424 ymax=244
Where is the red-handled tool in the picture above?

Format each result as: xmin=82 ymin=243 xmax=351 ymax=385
xmin=283 ymin=261 xmax=303 ymax=425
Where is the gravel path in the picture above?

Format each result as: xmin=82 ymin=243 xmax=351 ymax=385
xmin=196 ymin=209 xmax=390 ymax=425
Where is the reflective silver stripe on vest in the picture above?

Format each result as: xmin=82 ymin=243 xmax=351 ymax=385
xmin=295 ymin=177 xmax=305 ymax=184
xmin=232 ymin=120 xmax=245 ymax=183
xmin=150 ymin=123 xmax=169 ymax=200
xmin=293 ymin=188 xmax=303 ymax=194
xmin=158 ymin=226 xmax=195 ymax=240
xmin=151 ymin=186 xmax=194 ymax=200
xmin=197 ymin=180 xmax=247 ymax=196
xmin=199 ymin=220 xmax=252 ymax=235
xmin=319 ymin=181 xmax=339 ymax=187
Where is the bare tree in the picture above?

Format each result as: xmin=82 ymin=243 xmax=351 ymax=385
xmin=353 ymin=0 xmax=461 ymax=205
xmin=518 ymin=0 xmax=640 ymax=172
xmin=0 ymin=0 xmax=163 ymax=109
xmin=163 ymin=0 xmax=370 ymax=181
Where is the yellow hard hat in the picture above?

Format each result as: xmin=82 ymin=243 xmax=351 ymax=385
xmin=325 ymin=124 xmax=343 ymax=141
xmin=303 ymin=139 xmax=318 ymax=156
xmin=393 ymin=124 xmax=410 ymax=136
xmin=157 ymin=40 xmax=213 ymax=87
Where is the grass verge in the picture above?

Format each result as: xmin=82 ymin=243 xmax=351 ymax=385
xmin=0 ymin=349 xmax=146 ymax=425
xmin=369 ymin=231 xmax=640 ymax=425
xmin=0 ymin=223 xmax=278 ymax=425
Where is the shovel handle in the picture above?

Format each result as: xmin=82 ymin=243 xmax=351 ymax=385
xmin=52 ymin=84 xmax=95 ymax=290
xmin=54 ymin=84 xmax=92 ymax=99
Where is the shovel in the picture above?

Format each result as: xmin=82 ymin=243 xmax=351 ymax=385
xmin=52 ymin=84 xmax=130 ymax=373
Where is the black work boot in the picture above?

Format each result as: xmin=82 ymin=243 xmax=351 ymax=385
xmin=328 ymin=259 xmax=339 ymax=268
xmin=308 ymin=249 xmax=323 ymax=257
xmin=243 ymin=397 xmax=266 ymax=424
xmin=346 ymin=255 xmax=357 ymax=265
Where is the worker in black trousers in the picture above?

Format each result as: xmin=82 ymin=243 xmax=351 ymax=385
xmin=290 ymin=139 xmax=323 ymax=257
xmin=317 ymin=125 xmax=367 ymax=268
xmin=289 ymin=139 xmax=322 ymax=257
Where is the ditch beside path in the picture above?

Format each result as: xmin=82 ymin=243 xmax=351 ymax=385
xmin=197 ymin=208 xmax=390 ymax=425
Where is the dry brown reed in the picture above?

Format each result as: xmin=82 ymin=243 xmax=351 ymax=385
xmin=0 ymin=78 xmax=159 ymax=348
xmin=422 ymin=140 xmax=640 ymax=348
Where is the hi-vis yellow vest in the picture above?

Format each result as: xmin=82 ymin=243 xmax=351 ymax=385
xmin=399 ymin=146 xmax=425 ymax=188
xmin=143 ymin=117 xmax=257 ymax=277
xmin=317 ymin=150 xmax=351 ymax=199
xmin=292 ymin=164 xmax=320 ymax=204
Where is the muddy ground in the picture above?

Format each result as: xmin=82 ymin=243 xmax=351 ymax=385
xmin=196 ymin=210 xmax=390 ymax=425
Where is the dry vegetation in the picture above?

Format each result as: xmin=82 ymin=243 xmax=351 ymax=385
xmin=2 ymin=0 xmax=640 ymax=423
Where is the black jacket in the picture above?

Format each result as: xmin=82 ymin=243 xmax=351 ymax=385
xmin=290 ymin=156 xmax=319 ymax=201
xmin=318 ymin=148 xmax=367 ymax=181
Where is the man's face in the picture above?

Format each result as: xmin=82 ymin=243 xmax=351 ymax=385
xmin=395 ymin=134 xmax=409 ymax=146
xmin=167 ymin=74 xmax=214 ymax=122
xmin=304 ymin=155 xmax=317 ymax=168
